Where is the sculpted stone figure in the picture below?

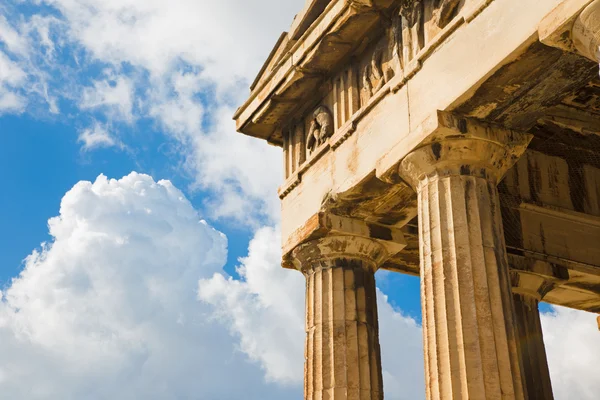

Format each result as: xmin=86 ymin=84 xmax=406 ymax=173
xmin=361 ymin=48 xmax=386 ymax=104
xmin=400 ymin=0 xmax=423 ymax=64
xmin=433 ymin=0 xmax=461 ymax=28
xmin=387 ymin=12 xmax=403 ymax=80
xmin=361 ymin=64 xmax=374 ymax=105
xmin=370 ymin=49 xmax=385 ymax=92
xmin=306 ymin=106 xmax=333 ymax=153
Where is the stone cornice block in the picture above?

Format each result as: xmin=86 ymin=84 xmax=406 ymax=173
xmin=234 ymin=0 xmax=396 ymax=142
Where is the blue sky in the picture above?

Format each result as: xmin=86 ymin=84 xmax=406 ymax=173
xmin=0 ymin=0 xmax=596 ymax=399
xmin=0 ymin=0 xmax=421 ymax=317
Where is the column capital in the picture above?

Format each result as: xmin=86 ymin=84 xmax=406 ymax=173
xmin=290 ymin=235 xmax=396 ymax=274
xmin=573 ymin=0 xmax=600 ymax=64
xmin=398 ymin=112 xmax=532 ymax=189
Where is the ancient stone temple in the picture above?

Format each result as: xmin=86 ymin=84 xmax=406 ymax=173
xmin=234 ymin=0 xmax=600 ymax=398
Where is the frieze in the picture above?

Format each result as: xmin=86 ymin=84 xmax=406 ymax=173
xmin=280 ymin=0 xmax=467 ymax=189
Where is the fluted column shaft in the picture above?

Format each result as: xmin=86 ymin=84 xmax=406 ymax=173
xmin=292 ymin=236 xmax=388 ymax=400
xmin=513 ymin=294 xmax=554 ymax=400
xmin=305 ymin=259 xmax=382 ymax=400
xmin=417 ymin=173 xmax=525 ymax=400
xmin=398 ymin=115 xmax=532 ymax=400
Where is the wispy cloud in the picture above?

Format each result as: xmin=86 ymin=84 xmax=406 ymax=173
xmin=2 ymin=0 xmax=305 ymax=225
xmin=77 ymin=121 xmax=120 ymax=151
xmin=80 ymin=73 xmax=135 ymax=123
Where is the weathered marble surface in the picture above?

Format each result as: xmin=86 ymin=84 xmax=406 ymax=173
xmin=291 ymin=236 xmax=393 ymax=400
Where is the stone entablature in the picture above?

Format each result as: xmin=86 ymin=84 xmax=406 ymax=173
xmin=235 ymin=0 xmax=497 ymax=143
xmin=275 ymin=0 xmax=563 ymax=244
xmin=277 ymin=0 xmax=484 ymax=197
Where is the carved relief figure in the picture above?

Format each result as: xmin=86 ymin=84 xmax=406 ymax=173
xmin=400 ymin=0 xmax=424 ymax=65
xmin=433 ymin=0 xmax=461 ymax=29
xmin=306 ymin=106 xmax=333 ymax=154
xmin=361 ymin=65 xmax=373 ymax=105
xmin=387 ymin=12 xmax=403 ymax=80
xmin=361 ymin=48 xmax=387 ymax=105
xmin=370 ymin=49 xmax=385 ymax=92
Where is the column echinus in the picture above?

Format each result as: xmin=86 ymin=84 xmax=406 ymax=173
xmin=291 ymin=235 xmax=391 ymax=400
xmin=398 ymin=112 xmax=532 ymax=400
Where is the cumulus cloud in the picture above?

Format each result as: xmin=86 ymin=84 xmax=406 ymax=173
xmin=199 ymin=226 xmax=306 ymax=384
xmin=199 ymin=227 xmax=426 ymax=399
xmin=0 ymin=173 xmax=424 ymax=399
xmin=0 ymin=173 xmax=300 ymax=399
xmin=0 ymin=177 xmax=596 ymax=400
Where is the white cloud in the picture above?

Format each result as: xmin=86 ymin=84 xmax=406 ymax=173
xmin=377 ymin=291 xmax=425 ymax=400
xmin=26 ymin=0 xmax=304 ymax=224
xmin=0 ymin=52 xmax=26 ymax=86
xmin=0 ymin=51 xmax=27 ymax=113
xmin=0 ymin=15 xmax=29 ymax=56
xmin=80 ymin=74 xmax=134 ymax=122
xmin=78 ymin=122 xmax=119 ymax=151
xmin=0 ymin=177 xmax=596 ymax=400
xmin=40 ymin=0 xmax=305 ymax=84
xmin=542 ymin=307 xmax=600 ymax=400
xmin=0 ymin=173 xmax=300 ymax=399
xmin=1 ymin=0 xmax=304 ymax=223
xmin=148 ymin=71 xmax=205 ymax=140
xmin=0 ymin=173 xmax=424 ymax=399
xmin=0 ymin=90 xmax=26 ymax=114
xmin=0 ymin=13 xmax=62 ymax=114
xmin=199 ymin=226 xmax=306 ymax=384
xmin=189 ymin=105 xmax=282 ymax=224
xmin=199 ymin=227 xmax=426 ymax=399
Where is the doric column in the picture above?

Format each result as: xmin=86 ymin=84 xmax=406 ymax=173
xmin=291 ymin=235 xmax=391 ymax=400
xmin=511 ymin=272 xmax=555 ymax=400
xmin=398 ymin=114 xmax=532 ymax=400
